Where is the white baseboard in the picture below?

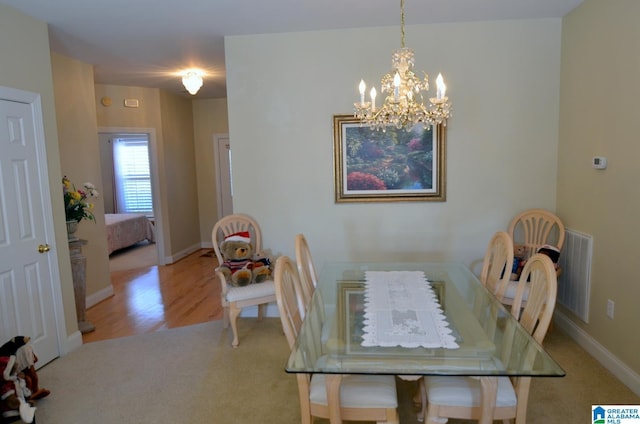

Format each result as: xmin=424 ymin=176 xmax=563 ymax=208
xmin=86 ymin=285 xmax=114 ymax=309
xmin=164 ymin=243 xmax=201 ymax=264
xmin=201 ymin=241 xmax=214 ymax=249
xmin=554 ymin=310 xmax=640 ymax=396
xmin=64 ymin=330 xmax=83 ymax=354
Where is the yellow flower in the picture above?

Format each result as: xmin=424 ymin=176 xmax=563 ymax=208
xmin=62 ymin=176 xmax=99 ymax=223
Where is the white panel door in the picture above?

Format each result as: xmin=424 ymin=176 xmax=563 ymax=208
xmin=0 ymin=97 xmax=59 ymax=365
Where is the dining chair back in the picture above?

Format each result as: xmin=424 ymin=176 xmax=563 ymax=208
xmin=273 ymin=256 xmax=306 ymax=347
xmin=479 ymin=231 xmax=514 ymax=302
xmin=423 ymin=253 xmax=558 ymax=424
xmin=508 ymin=208 xmax=565 ymax=261
xmin=295 ymin=234 xmax=321 ymax=319
xmin=510 ymin=254 xmax=557 ymax=343
xmin=273 ymin=256 xmax=399 ymax=424
xmin=212 ymin=213 xmax=276 ymax=347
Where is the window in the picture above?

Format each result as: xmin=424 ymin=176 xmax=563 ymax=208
xmin=113 ymin=136 xmax=153 ymax=215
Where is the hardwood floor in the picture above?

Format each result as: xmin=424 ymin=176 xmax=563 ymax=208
xmin=82 ymin=248 xmax=223 ymax=343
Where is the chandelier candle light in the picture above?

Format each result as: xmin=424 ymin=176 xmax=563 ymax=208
xmin=354 ymin=0 xmax=452 ymax=131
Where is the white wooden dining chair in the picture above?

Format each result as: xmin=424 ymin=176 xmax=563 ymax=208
xmin=414 ymin=231 xmax=514 ymax=420
xmin=212 ymin=213 xmax=276 ymax=348
xmin=273 ymin=256 xmax=400 ymax=424
xmin=422 ymin=254 xmax=558 ymax=424
xmin=295 ymin=233 xmax=319 ymax=319
xmin=502 ymin=208 xmax=565 ymax=306
xmin=479 ymin=231 xmax=515 ymax=302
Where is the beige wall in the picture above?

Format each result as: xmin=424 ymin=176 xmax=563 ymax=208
xmin=95 ymin=85 xmax=163 ymax=129
xmin=94 ymin=85 xmax=201 ymax=261
xmin=225 ymin=19 xmax=562 ymax=266
xmin=193 ymin=98 xmax=229 ymax=243
xmin=558 ymin=0 xmax=640 ymax=374
xmin=51 ymin=53 xmax=112 ymax=298
xmin=0 ymin=5 xmax=78 ymax=339
xmin=95 ymin=87 xmax=219 ymax=259
xmin=94 ymin=84 xmax=174 ymax=260
xmin=159 ymin=90 xmax=200 ymax=256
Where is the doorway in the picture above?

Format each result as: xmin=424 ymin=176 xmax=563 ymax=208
xmin=98 ymin=127 xmax=165 ymax=266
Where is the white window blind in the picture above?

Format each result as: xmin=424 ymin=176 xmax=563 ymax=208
xmin=113 ymin=136 xmax=153 ymax=215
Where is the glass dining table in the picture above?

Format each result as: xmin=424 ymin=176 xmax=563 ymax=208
xmin=285 ymin=261 xmax=565 ymax=424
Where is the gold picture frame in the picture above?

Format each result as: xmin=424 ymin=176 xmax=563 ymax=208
xmin=336 ymin=281 xmax=368 ymax=354
xmin=333 ymin=114 xmax=446 ymax=203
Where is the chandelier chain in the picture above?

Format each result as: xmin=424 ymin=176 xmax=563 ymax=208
xmin=400 ymin=0 xmax=405 ymax=49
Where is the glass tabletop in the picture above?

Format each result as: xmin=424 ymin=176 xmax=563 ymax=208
xmin=285 ymin=261 xmax=565 ymax=377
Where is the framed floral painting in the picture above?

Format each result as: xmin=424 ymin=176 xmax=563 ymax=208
xmin=332 ymin=114 xmax=446 ymax=203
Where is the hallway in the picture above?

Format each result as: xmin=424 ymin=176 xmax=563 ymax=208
xmin=83 ymin=248 xmax=222 ymax=343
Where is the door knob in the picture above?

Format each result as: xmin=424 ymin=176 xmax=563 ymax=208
xmin=38 ymin=244 xmax=50 ymax=253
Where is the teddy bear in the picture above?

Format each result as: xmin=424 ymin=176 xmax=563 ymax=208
xmin=0 ymin=354 xmax=36 ymax=423
xmin=216 ymin=231 xmax=271 ymax=287
xmin=511 ymin=244 xmax=527 ymax=280
xmin=0 ymin=336 xmax=50 ymax=401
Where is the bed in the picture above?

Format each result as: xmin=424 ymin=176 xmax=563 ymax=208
xmin=105 ymin=213 xmax=156 ymax=255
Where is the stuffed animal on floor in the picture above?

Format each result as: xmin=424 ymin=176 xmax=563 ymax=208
xmin=216 ymin=231 xmax=271 ymax=287
xmin=10 ymin=337 xmax=50 ymax=401
xmin=0 ymin=354 xmax=36 ymax=423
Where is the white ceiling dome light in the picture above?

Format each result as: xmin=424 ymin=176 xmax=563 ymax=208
xmin=182 ymin=70 xmax=204 ymax=95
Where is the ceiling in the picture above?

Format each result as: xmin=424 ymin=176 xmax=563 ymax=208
xmin=0 ymin=0 xmax=583 ymax=99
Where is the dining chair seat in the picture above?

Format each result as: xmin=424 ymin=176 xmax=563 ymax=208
xmin=503 ymin=281 xmax=530 ymax=302
xmin=310 ymin=374 xmax=398 ymax=408
xmin=225 ymin=281 xmax=275 ymax=302
xmin=424 ymin=375 xmax=516 ymax=408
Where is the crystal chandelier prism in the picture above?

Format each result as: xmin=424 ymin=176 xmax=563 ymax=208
xmin=354 ymin=0 xmax=451 ymax=131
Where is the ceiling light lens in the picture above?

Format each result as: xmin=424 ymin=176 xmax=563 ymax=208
xmin=182 ymin=72 xmax=203 ymax=95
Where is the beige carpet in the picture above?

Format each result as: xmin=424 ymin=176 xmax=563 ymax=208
xmin=108 ymin=241 xmax=157 ymax=272
xmin=33 ymin=319 xmax=639 ymax=424
xmin=36 ymin=319 xmax=297 ymax=424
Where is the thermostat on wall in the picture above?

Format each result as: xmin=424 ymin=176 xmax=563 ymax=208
xmin=592 ymin=156 xmax=607 ymax=169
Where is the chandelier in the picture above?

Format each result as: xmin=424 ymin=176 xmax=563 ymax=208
xmin=353 ymin=0 xmax=451 ymax=131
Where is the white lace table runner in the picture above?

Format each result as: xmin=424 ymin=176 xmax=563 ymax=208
xmin=361 ymin=271 xmax=459 ymax=349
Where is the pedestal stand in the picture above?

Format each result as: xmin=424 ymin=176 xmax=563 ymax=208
xmin=68 ymin=237 xmax=95 ymax=334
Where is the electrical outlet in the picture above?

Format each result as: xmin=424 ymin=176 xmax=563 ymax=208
xmin=607 ymin=299 xmax=615 ymax=319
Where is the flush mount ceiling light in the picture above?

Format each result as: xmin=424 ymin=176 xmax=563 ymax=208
xmin=182 ymin=70 xmax=204 ymax=95
xmin=353 ymin=0 xmax=452 ymax=131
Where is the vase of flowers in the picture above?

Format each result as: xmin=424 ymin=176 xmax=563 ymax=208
xmin=63 ymin=176 xmax=99 ymax=240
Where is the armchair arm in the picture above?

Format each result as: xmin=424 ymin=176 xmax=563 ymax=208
xmin=214 ymin=267 xmax=230 ymax=300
